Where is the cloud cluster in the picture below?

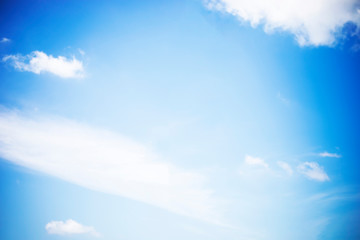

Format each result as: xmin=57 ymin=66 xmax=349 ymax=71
xmin=45 ymin=219 xmax=99 ymax=236
xmin=242 ymin=155 xmax=330 ymax=181
xmin=2 ymin=51 xmax=84 ymax=78
xmin=205 ymin=0 xmax=360 ymax=46
xmin=0 ymin=110 xmax=220 ymax=224
xmin=297 ymin=162 xmax=330 ymax=182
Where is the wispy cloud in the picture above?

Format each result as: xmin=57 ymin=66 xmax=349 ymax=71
xmin=45 ymin=219 xmax=99 ymax=237
xmin=305 ymin=189 xmax=360 ymax=203
xmin=2 ymin=51 xmax=84 ymax=78
xmin=78 ymin=48 xmax=85 ymax=56
xmin=318 ymin=151 xmax=341 ymax=158
xmin=0 ymin=37 xmax=10 ymax=43
xmin=244 ymin=155 xmax=268 ymax=168
xmin=277 ymin=92 xmax=290 ymax=106
xmin=205 ymin=0 xmax=360 ymax=46
xmin=297 ymin=162 xmax=330 ymax=182
xmin=0 ymin=109 xmax=221 ymax=224
xmin=277 ymin=161 xmax=293 ymax=175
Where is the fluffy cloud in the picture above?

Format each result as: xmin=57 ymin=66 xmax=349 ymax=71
xmin=0 ymin=37 xmax=10 ymax=43
xmin=244 ymin=155 xmax=268 ymax=168
xmin=205 ymin=0 xmax=360 ymax=46
xmin=297 ymin=162 xmax=330 ymax=182
xmin=2 ymin=51 xmax=84 ymax=78
xmin=277 ymin=161 xmax=293 ymax=175
xmin=45 ymin=219 xmax=99 ymax=236
xmin=0 ymin=110 xmax=221 ymax=224
xmin=318 ymin=151 xmax=341 ymax=158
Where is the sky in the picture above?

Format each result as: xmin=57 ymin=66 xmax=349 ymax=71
xmin=0 ymin=0 xmax=360 ymax=239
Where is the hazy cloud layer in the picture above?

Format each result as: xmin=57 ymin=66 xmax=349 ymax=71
xmin=2 ymin=51 xmax=84 ymax=78
xmin=205 ymin=0 xmax=360 ymax=46
xmin=46 ymin=219 xmax=99 ymax=236
xmin=0 ymin=110 xmax=221 ymax=224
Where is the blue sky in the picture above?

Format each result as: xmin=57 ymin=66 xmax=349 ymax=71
xmin=0 ymin=0 xmax=360 ymax=239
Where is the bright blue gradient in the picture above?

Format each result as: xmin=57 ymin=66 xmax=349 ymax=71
xmin=0 ymin=0 xmax=359 ymax=239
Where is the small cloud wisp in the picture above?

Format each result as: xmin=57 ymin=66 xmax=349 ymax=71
xmin=0 ymin=37 xmax=11 ymax=43
xmin=318 ymin=151 xmax=341 ymax=158
xmin=297 ymin=162 xmax=330 ymax=182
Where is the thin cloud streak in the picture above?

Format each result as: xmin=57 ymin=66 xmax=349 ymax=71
xmin=318 ymin=151 xmax=341 ymax=158
xmin=0 ymin=109 xmax=222 ymax=224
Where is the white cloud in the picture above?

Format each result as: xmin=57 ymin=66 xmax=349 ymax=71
xmin=318 ymin=151 xmax=341 ymax=158
xmin=277 ymin=161 xmax=293 ymax=175
xmin=2 ymin=51 xmax=84 ymax=78
xmin=244 ymin=155 xmax=268 ymax=168
xmin=205 ymin=0 xmax=360 ymax=46
xmin=0 ymin=110 xmax=221 ymax=224
xmin=0 ymin=37 xmax=10 ymax=43
xmin=45 ymin=219 xmax=99 ymax=237
xmin=297 ymin=162 xmax=330 ymax=182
